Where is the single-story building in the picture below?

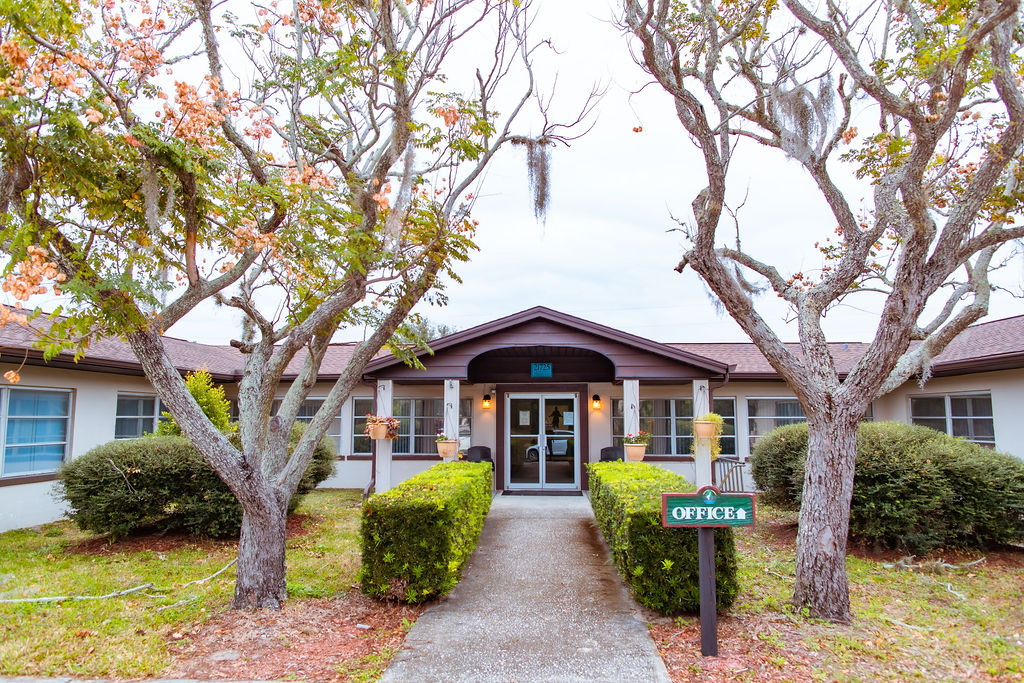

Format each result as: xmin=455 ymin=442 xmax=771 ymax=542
xmin=2 ymin=306 xmax=1021 ymax=531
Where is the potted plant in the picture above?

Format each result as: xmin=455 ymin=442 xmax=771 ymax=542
xmin=692 ymin=412 xmax=724 ymax=459
xmin=623 ymin=430 xmax=651 ymax=461
xmin=435 ymin=432 xmax=459 ymax=459
xmin=365 ymin=415 xmax=400 ymax=441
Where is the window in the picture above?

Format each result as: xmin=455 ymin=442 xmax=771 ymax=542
xmin=747 ymin=398 xmax=806 ymax=452
xmin=115 ymin=394 xmax=162 ymax=439
xmin=393 ymin=399 xmax=443 ymax=454
xmin=271 ymin=398 xmax=343 ymax=454
xmin=911 ymin=393 xmax=994 ymax=446
xmin=2 ymin=388 xmax=71 ymax=477
xmin=612 ymin=398 xmax=735 ymax=457
xmin=458 ymin=398 xmax=472 ymax=451
xmin=352 ymin=397 xmax=373 ymax=455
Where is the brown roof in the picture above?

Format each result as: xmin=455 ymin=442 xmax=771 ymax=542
xmin=1 ymin=309 xmax=1021 ymax=382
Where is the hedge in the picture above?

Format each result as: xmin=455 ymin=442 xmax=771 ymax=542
xmin=360 ymin=461 xmax=492 ymax=603
xmin=588 ymin=461 xmax=738 ymax=614
xmin=58 ymin=423 xmax=336 ymax=539
xmin=750 ymin=421 xmax=1024 ymax=553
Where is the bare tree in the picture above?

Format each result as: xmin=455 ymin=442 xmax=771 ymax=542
xmin=623 ymin=0 xmax=1024 ymax=621
xmin=0 ymin=0 xmax=593 ymax=608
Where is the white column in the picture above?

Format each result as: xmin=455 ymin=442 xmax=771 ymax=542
xmin=443 ymin=379 xmax=460 ymax=461
xmin=375 ymin=379 xmax=393 ymax=492
xmin=624 ymin=379 xmax=640 ymax=440
xmin=693 ymin=379 xmax=711 ymax=487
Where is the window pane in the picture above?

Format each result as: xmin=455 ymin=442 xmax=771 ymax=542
xmin=912 ymin=417 xmax=947 ymax=433
xmin=115 ymin=417 xmax=144 ymax=439
xmin=458 ymin=398 xmax=472 ymax=450
xmin=712 ymin=398 xmax=735 ymax=417
xmin=7 ymin=417 xmax=67 ymax=445
xmin=3 ymin=444 xmax=66 ymax=476
xmin=910 ymin=397 xmax=946 ymax=418
xmin=9 ymin=390 xmax=69 ymax=417
xmin=352 ymin=398 xmax=373 ymax=454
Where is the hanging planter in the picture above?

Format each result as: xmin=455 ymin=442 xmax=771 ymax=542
xmin=624 ymin=443 xmax=647 ymax=461
xmin=623 ymin=430 xmax=651 ymax=462
xmin=365 ymin=415 xmax=399 ymax=441
xmin=693 ymin=419 xmax=717 ymax=439
xmin=435 ymin=433 xmax=459 ymax=459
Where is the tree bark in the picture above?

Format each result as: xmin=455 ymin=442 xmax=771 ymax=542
xmin=792 ymin=413 xmax=859 ymax=623
xmin=233 ymin=490 xmax=289 ymax=609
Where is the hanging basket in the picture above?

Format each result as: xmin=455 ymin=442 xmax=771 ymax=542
xmin=624 ymin=444 xmax=647 ymax=462
xmin=693 ymin=420 xmax=717 ymax=439
xmin=436 ymin=440 xmax=458 ymax=459
xmin=368 ymin=423 xmax=389 ymax=440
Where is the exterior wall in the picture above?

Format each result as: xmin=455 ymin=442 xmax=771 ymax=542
xmin=873 ymin=369 xmax=1024 ymax=459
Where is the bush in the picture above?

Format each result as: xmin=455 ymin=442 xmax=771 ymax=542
xmin=360 ymin=461 xmax=492 ymax=603
xmin=749 ymin=421 xmax=1024 ymax=552
xmin=155 ymin=368 xmax=233 ymax=436
xmin=588 ymin=461 xmax=738 ymax=614
xmin=59 ymin=423 xmax=336 ymax=539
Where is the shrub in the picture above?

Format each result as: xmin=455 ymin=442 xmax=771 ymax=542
xmin=360 ymin=461 xmax=492 ymax=603
xmin=588 ymin=461 xmax=738 ymax=614
xmin=749 ymin=421 xmax=1024 ymax=552
xmin=59 ymin=423 xmax=336 ymax=539
xmin=155 ymin=368 xmax=234 ymax=436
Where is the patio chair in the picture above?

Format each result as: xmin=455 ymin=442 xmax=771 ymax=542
xmin=599 ymin=446 xmax=624 ymax=462
xmin=466 ymin=445 xmax=492 ymax=463
xmin=713 ymin=456 xmax=748 ymax=492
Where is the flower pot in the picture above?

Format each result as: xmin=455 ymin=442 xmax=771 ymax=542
xmin=624 ymin=444 xmax=647 ymax=461
xmin=693 ymin=420 xmax=717 ymax=439
xmin=436 ymin=440 xmax=458 ymax=459
xmin=368 ymin=423 xmax=389 ymax=440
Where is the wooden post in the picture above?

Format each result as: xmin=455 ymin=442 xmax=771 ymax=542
xmin=692 ymin=378 xmax=716 ymax=656
xmin=443 ymin=380 xmax=460 ymax=461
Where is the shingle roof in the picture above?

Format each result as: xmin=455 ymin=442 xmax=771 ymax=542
xmin=1 ymin=311 xmax=1021 ymax=381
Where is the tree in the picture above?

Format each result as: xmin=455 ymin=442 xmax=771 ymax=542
xmin=0 ymin=0 xmax=592 ymax=608
xmin=623 ymin=0 xmax=1024 ymax=621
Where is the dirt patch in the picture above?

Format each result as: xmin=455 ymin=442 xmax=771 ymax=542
xmin=163 ymin=591 xmax=423 ymax=682
xmin=66 ymin=514 xmax=314 ymax=556
xmin=650 ymin=614 xmax=823 ymax=682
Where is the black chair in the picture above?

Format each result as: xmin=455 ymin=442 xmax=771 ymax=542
xmin=713 ymin=457 xmax=747 ymax=492
xmin=600 ymin=446 xmax=624 ymax=462
xmin=466 ymin=445 xmax=492 ymax=463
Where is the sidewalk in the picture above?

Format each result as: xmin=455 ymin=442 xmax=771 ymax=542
xmin=381 ymin=495 xmax=670 ymax=682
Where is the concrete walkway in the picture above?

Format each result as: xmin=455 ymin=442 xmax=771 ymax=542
xmin=381 ymin=496 xmax=670 ymax=683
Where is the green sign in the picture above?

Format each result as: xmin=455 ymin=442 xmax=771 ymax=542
xmin=662 ymin=486 xmax=756 ymax=528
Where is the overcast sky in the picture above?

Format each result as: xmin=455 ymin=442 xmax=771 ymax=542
xmin=169 ymin=0 xmax=1022 ymax=346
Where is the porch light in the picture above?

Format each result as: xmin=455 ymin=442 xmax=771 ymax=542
xmin=592 ymin=394 xmax=601 ymax=410
xmin=482 ymin=394 xmax=492 ymax=409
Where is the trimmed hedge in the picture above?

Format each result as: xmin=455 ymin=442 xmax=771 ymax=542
xmin=58 ymin=423 xmax=336 ymax=539
xmin=588 ymin=461 xmax=738 ymax=614
xmin=750 ymin=421 xmax=1024 ymax=553
xmin=360 ymin=461 xmax=492 ymax=603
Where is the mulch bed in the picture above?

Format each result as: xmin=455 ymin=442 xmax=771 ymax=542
xmin=66 ymin=514 xmax=313 ymax=556
xmin=162 ymin=592 xmax=423 ymax=682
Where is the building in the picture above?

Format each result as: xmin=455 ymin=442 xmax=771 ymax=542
xmin=2 ymin=306 xmax=1021 ymax=531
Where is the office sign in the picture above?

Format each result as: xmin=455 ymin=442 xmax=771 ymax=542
xmin=662 ymin=486 xmax=755 ymax=528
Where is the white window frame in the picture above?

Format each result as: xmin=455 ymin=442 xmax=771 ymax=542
xmin=114 ymin=393 xmax=163 ymax=439
xmin=272 ymin=397 xmax=343 ymax=455
xmin=351 ymin=397 xmax=374 ymax=455
xmin=909 ymin=392 xmax=995 ymax=446
xmin=611 ymin=397 xmax=736 ymax=457
xmin=1 ymin=386 xmax=73 ymax=478
xmin=392 ymin=398 xmax=445 ymax=455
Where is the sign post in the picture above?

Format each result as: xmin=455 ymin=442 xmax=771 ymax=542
xmin=662 ymin=486 xmax=755 ymax=657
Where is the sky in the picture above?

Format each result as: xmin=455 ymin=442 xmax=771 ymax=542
xmin=165 ymin=0 xmax=1022 ymax=346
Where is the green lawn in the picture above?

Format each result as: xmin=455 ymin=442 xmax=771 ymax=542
xmin=0 ymin=489 xmax=363 ymax=678
xmin=655 ymin=504 xmax=1024 ymax=681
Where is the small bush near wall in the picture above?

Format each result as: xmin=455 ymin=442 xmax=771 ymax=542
xmin=360 ymin=461 xmax=492 ymax=603
xmin=59 ymin=424 xmax=335 ymax=539
xmin=750 ymin=421 xmax=1024 ymax=553
xmin=587 ymin=461 xmax=738 ymax=615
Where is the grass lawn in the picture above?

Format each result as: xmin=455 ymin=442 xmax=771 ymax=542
xmin=0 ymin=489 xmax=374 ymax=679
xmin=651 ymin=504 xmax=1024 ymax=681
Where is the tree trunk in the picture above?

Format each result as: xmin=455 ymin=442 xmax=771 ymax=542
xmin=233 ymin=493 xmax=288 ymax=609
xmin=792 ymin=414 xmax=859 ymax=623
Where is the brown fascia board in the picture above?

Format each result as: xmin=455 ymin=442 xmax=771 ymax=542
xmin=363 ymin=305 xmax=731 ymax=376
xmin=929 ymin=352 xmax=1024 ymax=376
xmin=4 ymin=349 xmax=239 ymax=383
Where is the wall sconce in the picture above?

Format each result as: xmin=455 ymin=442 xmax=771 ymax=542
xmin=592 ymin=394 xmax=601 ymax=410
xmin=482 ymin=394 xmax=492 ymax=409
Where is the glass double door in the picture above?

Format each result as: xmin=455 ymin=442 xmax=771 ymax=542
xmin=506 ymin=393 xmax=579 ymax=490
